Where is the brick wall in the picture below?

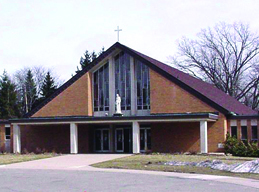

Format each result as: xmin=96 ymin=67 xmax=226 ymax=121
xmin=19 ymin=124 xmax=92 ymax=154
xmin=32 ymin=72 xmax=93 ymax=117
xmin=0 ymin=124 xmax=4 ymax=152
xmin=20 ymin=125 xmax=70 ymax=153
xmin=78 ymin=124 xmax=91 ymax=153
xmin=228 ymin=119 xmax=259 ymax=141
xmin=151 ymin=116 xmax=226 ymax=153
xmin=150 ymin=69 xmax=215 ymax=114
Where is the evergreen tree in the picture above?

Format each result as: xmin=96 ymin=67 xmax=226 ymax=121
xmin=41 ymin=71 xmax=57 ymax=99
xmin=98 ymin=47 xmax=105 ymax=56
xmin=24 ymin=70 xmax=37 ymax=112
xmin=0 ymin=71 xmax=20 ymax=118
xmin=80 ymin=50 xmax=92 ymax=70
xmin=76 ymin=47 xmax=105 ymax=73
xmin=91 ymin=51 xmax=97 ymax=61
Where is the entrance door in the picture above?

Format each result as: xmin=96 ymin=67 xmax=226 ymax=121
xmin=115 ymin=129 xmax=124 ymax=152
xmin=115 ymin=128 xmax=132 ymax=153
xmin=140 ymin=128 xmax=151 ymax=152
xmin=124 ymin=128 xmax=132 ymax=153
xmin=95 ymin=129 xmax=110 ymax=152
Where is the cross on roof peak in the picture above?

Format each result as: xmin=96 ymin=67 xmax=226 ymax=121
xmin=114 ymin=26 xmax=122 ymax=42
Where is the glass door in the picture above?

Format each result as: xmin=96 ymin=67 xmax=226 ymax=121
xmin=95 ymin=129 xmax=110 ymax=152
xmin=102 ymin=129 xmax=110 ymax=151
xmin=140 ymin=128 xmax=151 ymax=152
xmin=116 ymin=129 xmax=124 ymax=152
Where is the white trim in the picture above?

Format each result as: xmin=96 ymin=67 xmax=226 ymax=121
xmin=13 ymin=118 xmax=216 ymax=126
xmin=136 ymin=110 xmax=150 ymax=116
xmin=251 ymin=119 xmax=258 ymax=126
xmin=13 ymin=124 xmax=21 ymax=153
xmin=4 ymin=124 xmax=10 ymax=128
xmin=70 ymin=123 xmax=78 ymax=154
xmin=132 ymin=121 xmax=140 ymax=154
xmin=200 ymin=121 xmax=208 ymax=154
xmin=230 ymin=120 xmax=237 ymax=126
xmin=241 ymin=120 xmax=247 ymax=126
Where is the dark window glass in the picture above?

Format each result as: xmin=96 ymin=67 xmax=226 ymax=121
xmin=102 ymin=130 xmax=110 ymax=151
xmin=140 ymin=129 xmax=145 ymax=150
xmin=241 ymin=126 xmax=247 ymax=140
xmin=93 ymin=62 xmax=109 ymax=112
xmin=231 ymin=126 xmax=237 ymax=138
xmin=147 ymin=129 xmax=151 ymax=150
xmin=5 ymin=127 xmax=10 ymax=140
xmin=95 ymin=130 xmax=102 ymax=151
xmin=116 ymin=129 xmax=123 ymax=151
xmin=252 ymin=126 xmax=258 ymax=141
xmin=135 ymin=60 xmax=150 ymax=110
xmin=115 ymin=52 xmax=131 ymax=110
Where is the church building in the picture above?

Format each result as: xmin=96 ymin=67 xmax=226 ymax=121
xmin=6 ymin=42 xmax=259 ymax=154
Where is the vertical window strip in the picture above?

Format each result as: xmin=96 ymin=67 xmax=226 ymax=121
xmin=252 ymin=126 xmax=258 ymax=141
xmin=136 ymin=60 xmax=150 ymax=110
xmin=115 ymin=52 xmax=131 ymax=110
xmin=94 ymin=62 xmax=109 ymax=112
xmin=241 ymin=126 xmax=247 ymax=141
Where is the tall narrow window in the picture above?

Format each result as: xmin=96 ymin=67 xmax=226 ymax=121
xmin=231 ymin=126 xmax=237 ymax=138
xmin=252 ymin=126 xmax=258 ymax=141
xmin=241 ymin=126 xmax=247 ymax=141
xmin=115 ymin=52 xmax=131 ymax=110
xmin=136 ymin=60 xmax=150 ymax=110
xmin=5 ymin=126 xmax=10 ymax=140
xmin=94 ymin=62 xmax=109 ymax=112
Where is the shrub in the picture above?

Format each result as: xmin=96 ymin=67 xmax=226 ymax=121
xmin=224 ymin=133 xmax=238 ymax=154
xmin=224 ymin=133 xmax=259 ymax=157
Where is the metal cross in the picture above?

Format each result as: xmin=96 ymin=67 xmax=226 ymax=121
xmin=114 ymin=26 xmax=122 ymax=42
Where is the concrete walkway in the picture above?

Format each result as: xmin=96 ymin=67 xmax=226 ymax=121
xmin=0 ymin=154 xmax=131 ymax=170
xmin=0 ymin=154 xmax=259 ymax=189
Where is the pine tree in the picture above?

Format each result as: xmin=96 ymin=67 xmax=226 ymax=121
xmin=80 ymin=50 xmax=92 ymax=69
xmin=24 ymin=70 xmax=37 ymax=113
xmin=41 ymin=72 xmax=57 ymax=99
xmin=98 ymin=47 xmax=105 ymax=56
xmin=91 ymin=51 xmax=97 ymax=61
xmin=76 ymin=47 xmax=105 ymax=73
xmin=0 ymin=71 xmax=20 ymax=118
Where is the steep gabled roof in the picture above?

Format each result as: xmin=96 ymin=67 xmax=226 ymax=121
xmin=26 ymin=42 xmax=257 ymax=117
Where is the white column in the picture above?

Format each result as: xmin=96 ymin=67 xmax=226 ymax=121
xmin=70 ymin=123 xmax=78 ymax=154
xmin=13 ymin=124 xmax=21 ymax=153
xmin=200 ymin=121 xmax=208 ymax=154
xmin=132 ymin=121 xmax=140 ymax=153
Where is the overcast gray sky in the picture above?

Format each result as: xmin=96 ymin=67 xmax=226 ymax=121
xmin=1 ymin=0 xmax=259 ymax=81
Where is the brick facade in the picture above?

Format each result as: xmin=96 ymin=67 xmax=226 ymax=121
xmin=0 ymin=124 xmax=5 ymax=152
xmin=32 ymin=72 xmax=93 ymax=117
xmin=150 ymin=69 xmax=215 ymax=114
xmin=227 ymin=119 xmax=259 ymax=142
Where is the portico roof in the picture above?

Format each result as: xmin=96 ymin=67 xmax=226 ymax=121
xmin=11 ymin=112 xmax=218 ymax=125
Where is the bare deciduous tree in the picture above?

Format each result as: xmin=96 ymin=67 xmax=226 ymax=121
xmin=14 ymin=66 xmax=63 ymax=115
xmin=171 ymin=22 xmax=259 ymax=109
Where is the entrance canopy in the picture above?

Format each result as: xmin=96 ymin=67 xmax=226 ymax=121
xmin=10 ymin=113 xmax=218 ymax=154
xmin=11 ymin=113 xmax=218 ymax=125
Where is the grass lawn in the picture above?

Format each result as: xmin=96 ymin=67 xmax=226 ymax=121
xmin=92 ymin=154 xmax=259 ymax=180
xmin=0 ymin=153 xmax=59 ymax=165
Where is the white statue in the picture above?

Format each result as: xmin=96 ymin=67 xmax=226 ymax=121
xmin=115 ymin=94 xmax=122 ymax=114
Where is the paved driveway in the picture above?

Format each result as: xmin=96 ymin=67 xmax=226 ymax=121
xmin=0 ymin=154 xmax=131 ymax=170
xmin=0 ymin=154 xmax=259 ymax=191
